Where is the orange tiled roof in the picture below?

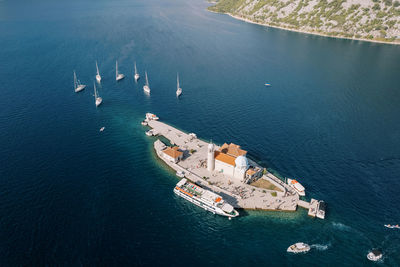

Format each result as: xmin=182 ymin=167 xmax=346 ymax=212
xmin=163 ymin=146 xmax=183 ymax=159
xmin=215 ymin=151 xmax=236 ymax=166
xmin=220 ymin=143 xmax=247 ymax=157
xmin=246 ymin=168 xmax=257 ymax=176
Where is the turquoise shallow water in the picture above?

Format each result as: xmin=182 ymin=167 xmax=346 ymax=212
xmin=1 ymin=0 xmax=400 ymax=265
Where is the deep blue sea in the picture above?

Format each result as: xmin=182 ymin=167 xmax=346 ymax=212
xmin=1 ymin=0 xmax=400 ymax=265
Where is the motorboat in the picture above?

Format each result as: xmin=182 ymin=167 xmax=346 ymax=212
xmin=287 ymin=178 xmax=305 ymax=196
xmin=99 ymin=127 xmax=105 ymax=132
xmin=264 ymin=83 xmax=271 ymax=86
xmin=367 ymin=250 xmax=383 ymax=261
xmin=287 ymin=242 xmax=310 ymax=253
xmin=141 ymin=120 xmax=148 ymax=126
xmin=145 ymin=113 xmax=159 ymax=121
xmin=384 ymin=224 xmax=400 ymax=229
xmin=176 ymin=170 xmax=185 ymax=178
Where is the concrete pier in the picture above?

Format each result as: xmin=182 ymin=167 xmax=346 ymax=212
xmin=146 ymin=118 xmax=324 ymax=217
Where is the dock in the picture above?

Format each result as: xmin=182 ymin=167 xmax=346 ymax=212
xmin=146 ymin=117 xmax=325 ymax=218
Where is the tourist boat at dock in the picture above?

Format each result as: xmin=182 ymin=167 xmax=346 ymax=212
xmin=176 ymin=170 xmax=185 ymax=178
xmin=174 ymin=178 xmax=239 ymax=218
xmin=145 ymin=113 xmax=159 ymax=121
xmin=286 ymin=178 xmax=305 ymax=196
xmin=287 ymin=242 xmax=310 ymax=253
xmin=141 ymin=120 xmax=148 ymax=126
xmin=367 ymin=249 xmax=383 ymax=261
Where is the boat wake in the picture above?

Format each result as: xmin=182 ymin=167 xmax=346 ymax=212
xmin=311 ymin=243 xmax=330 ymax=251
xmin=331 ymin=222 xmax=352 ymax=231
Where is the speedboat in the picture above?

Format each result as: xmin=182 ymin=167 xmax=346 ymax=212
xmin=287 ymin=178 xmax=305 ymax=196
xmin=384 ymin=224 xmax=400 ymax=229
xmin=176 ymin=170 xmax=185 ymax=178
xmin=145 ymin=130 xmax=154 ymax=136
xmin=287 ymin=242 xmax=310 ymax=253
xmin=141 ymin=120 xmax=148 ymax=126
xmin=99 ymin=127 xmax=105 ymax=132
xmin=264 ymin=83 xmax=271 ymax=86
xmin=146 ymin=113 xmax=159 ymax=121
xmin=367 ymin=250 xmax=383 ymax=261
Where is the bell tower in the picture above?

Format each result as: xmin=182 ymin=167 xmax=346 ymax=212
xmin=207 ymin=143 xmax=215 ymax=171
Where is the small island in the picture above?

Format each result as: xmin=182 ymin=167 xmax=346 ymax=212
xmin=144 ymin=114 xmax=325 ymax=219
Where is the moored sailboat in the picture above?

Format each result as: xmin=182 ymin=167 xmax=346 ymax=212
xmin=95 ymin=61 xmax=101 ymax=83
xmin=176 ymin=73 xmax=182 ymax=97
xmin=134 ymin=62 xmax=140 ymax=82
xmin=94 ymin=82 xmax=102 ymax=107
xmin=73 ymin=70 xmax=86 ymax=93
xmin=143 ymin=71 xmax=150 ymax=94
xmin=115 ymin=61 xmax=125 ymax=81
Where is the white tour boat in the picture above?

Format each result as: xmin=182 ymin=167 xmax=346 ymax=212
xmin=287 ymin=178 xmax=306 ymax=196
xmin=115 ymin=60 xmax=125 ymax=81
xmin=287 ymin=242 xmax=310 ymax=253
xmin=93 ymin=82 xmax=102 ymax=107
xmin=145 ymin=113 xmax=159 ymax=121
xmin=367 ymin=250 xmax=383 ymax=261
xmin=176 ymin=73 xmax=182 ymax=97
xmin=73 ymin=70 xmax=86 ymax=93
xmin=95 ymin=61 xmax=101 ymax=83
xmin=174 ymin=178 xmax=239 ymax=218
xmin=134 ymin=61 xmax=140 ymax=82
xmin=143 ymin=71 xmax=150 ymax=94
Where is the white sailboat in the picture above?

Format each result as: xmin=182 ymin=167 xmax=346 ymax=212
xmin=115 ymin=61 xmax=125 ymax=81
xmin=176 ymin=73 xmax=182 ymax=97
xmin=94 ymin=82 xmax=102 ymax=107
xmin=73 ymin=70 xmax=86 ymax=93
xmin=96 ymin=61 xmax=101 ymax=83
xmin=134 ymin=62 xmax=140 ymax=82
xmin=143 ymin=71 xmax=150 ymax=94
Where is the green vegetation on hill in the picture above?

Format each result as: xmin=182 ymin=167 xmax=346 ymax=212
xmin=209 ymin=0 xmax=400 ymax=43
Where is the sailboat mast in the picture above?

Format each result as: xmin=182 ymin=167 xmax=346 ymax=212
xmin=94 ymin=82 xmax=97 ymax=98
xmin=96 ymin=61 xmax=99 ymax=75
xmin=73 ymin=71 xmax=77 ymax=90
xmin=134 ymin=62 xmax=137 ymax=75
xmin=177 ymin=73 xmax=180 ymax=89
xmin=116 ymin=61 xmax=118 ymax=79
xmin=145 ymin=72 xmax=149 ymax=86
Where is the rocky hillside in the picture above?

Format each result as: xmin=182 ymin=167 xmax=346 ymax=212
xmin=209 ymin=0 xmax=400 ymax=43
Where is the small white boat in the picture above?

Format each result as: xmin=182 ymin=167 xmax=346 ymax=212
xmin=264 ymin=83 xmax=271 ymax=86
xmin=384 ymin=224 xmax=400 ymax=229
xmin=141 ymin=120 xmax=148 ymax=126
xmin=143 ymin=71 xmax=150 ymax=94
xmin=94 ymin=82 xmax=102 ymax=107
xmin=176 ymin=170 xmax=185 ymax=178
xmin=99 ymin=127 xmax=105 ymax=132
xmin=287 ymin=178 xmax=305 ymax=196
xmin=145 ymin=113 xmax=159 ymax=121
xmin=367 ymin=250 xmax=383 ymax=261
xmin=96 ymin=61 xmax=101 ymax=83
xmin=145 ymin=130 xmax=154 ymax=136
xmin=176 ymin=73 xmax=182 ymax=97
xmin=116 ymin=60 xmax=125 ymax=81
xmin=73 ymin=71 xmax=86 ymax=93
xmin=134 ymin=61 xmax=140 ymax=82
xmin=287 ymin=243 xmax=310 ymax=254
